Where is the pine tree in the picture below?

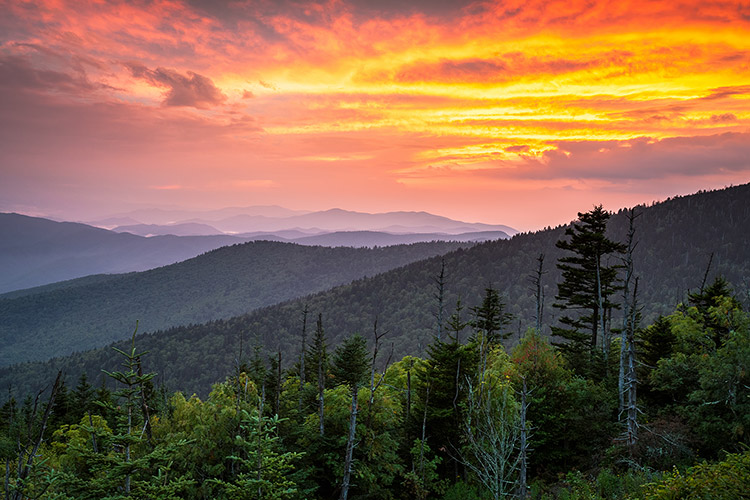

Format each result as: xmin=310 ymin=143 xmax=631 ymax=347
xmin=552 ymin=205 xmax=625 ymax=375
xmin=471 ymin=286 xmax=512 ymax=345
xmin=306 ymin=313 xmax=328 ymax=437
xmin=333 ymin=334 xmax=370 ymax=500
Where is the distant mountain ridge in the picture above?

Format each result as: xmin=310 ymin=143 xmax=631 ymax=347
xmin=3 ymin=183 xmax=749 ymax=396
xmin=0 ymin=208 xmax=515 ymax=293
xmin=0 ymin=213 xmax=248 ymax=293
xmin=101 ymin=207 xmax=517 ymax=236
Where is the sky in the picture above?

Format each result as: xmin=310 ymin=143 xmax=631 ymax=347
xmin=1 ymin=0 xmax=749 ymax=231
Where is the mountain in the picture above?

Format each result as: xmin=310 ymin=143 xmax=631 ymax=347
xmin=197 ymin=208 xmax=517 ymax=235
xmin=0 ymin=213 xmax=249 ymax=293
xmin=0 ymin=210 xmax=513 ymax=293
xmin=0 ymin=239 xmax=469 ymax=366
xmin=292 ymin=230 xmax=510 ymax=247
xmin=3 ymin=183 xmax=748 ymax=397
xmin=112 ymin=227 xmax=511 ymax=247
xmin=112 ymin=222 xmax=224 ymax=237
xmin=90 ymin=207 xmax=518 ymax=236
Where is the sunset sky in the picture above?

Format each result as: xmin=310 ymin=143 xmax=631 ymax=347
xmin=1 ymin=0 xmax=749 ymax=230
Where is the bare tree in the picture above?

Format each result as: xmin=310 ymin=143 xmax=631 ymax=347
xmin=366 ymin=319 xmax=393 ymax=432
xmin=619 ymin=209 xmax=639 ymax=414
xmin=625 ymin=278 xmax=640 ymax=455
xmin=517 ymin=377 xmax=531 ymax=499
xmin=9 ymin=371 xmax=62 ymax=500
xmin=299 ymin=304 xmax=309 ymax=413
xmin=434 ymin=260 xmax=447 ymax=342
xmin=460 ymin=375 xmax=520 ymax=500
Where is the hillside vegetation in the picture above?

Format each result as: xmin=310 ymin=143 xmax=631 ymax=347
xmin=0 ymin=240 xmax=468 ymax=366
xmin=2 ymin=183 xmax=748 ymax=397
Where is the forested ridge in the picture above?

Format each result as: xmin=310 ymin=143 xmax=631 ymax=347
xmin=1 ymin=183 xmax=750 ymax=499
xmin=0 ymin=240 xmax=468 ymax=366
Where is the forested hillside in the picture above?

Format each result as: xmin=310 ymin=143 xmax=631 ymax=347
xmin=0 ymin=240 xmax=468 ymax=366
xmin=2 ymin=183 xmax=748 ymax=397
xmin=0 ymin=213 xmax=253 ymax=293
xmin=2 ymin=266 xmax=748 ymax=499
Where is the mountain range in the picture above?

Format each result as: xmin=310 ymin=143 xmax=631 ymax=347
xmin=0 ymin=209 xmax=514 ymax=293
xmin=97 ymin=207 xmax=517 ymax=236
xmin=2 ymin=183 xmax=748 ymax=397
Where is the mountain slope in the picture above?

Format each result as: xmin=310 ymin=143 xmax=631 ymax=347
xmin=3 ymin=183 xmax=749 ymax=397
xmin=0 ymin=213 xmax=247 ymax=293
xmin=0 ymin=240 xmax=469 ymax=366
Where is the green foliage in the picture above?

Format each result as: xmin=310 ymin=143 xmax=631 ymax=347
xmin=641 ymin=450 xmax=750 ymax=500
xmin=209 ymin=410 xmax=303 ymax=500
xmin=402 ymin=439 xmax=447 ymax=500
xmin=649 ymin=281 xmax=750 ymax=456
xmin=470 ymin=286 xmax=513 ymax=344
xmin=512 ymin=331 xmax=616 ymax=478
xmin=552 ymin=205 xmax=625 ymax=377
xmin=333 ymin=333 xmax=370 ymax=389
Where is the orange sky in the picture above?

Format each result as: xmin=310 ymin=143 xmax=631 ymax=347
xmin=1 ymin=0 xmax=749 ymax=230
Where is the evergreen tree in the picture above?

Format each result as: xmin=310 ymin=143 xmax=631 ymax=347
xmin=552 ymin=205 xmax=625 ymax=375
xmin=470 ymin=286 xmax=513 ymax=345
xmin=332 ymin=334 xmax=370 ymax=500
xmin=306 ymin=313 xmax=328 ymax=437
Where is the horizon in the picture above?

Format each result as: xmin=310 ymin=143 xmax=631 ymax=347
xmin=1 ymin=0 xmax=749 ymax=232
xmin=5 ymin=182 xmax=743 ymax=234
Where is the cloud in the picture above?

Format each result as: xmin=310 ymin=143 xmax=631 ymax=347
xmin=391 ymin=51 xmax=618 ymax=84
xmin=0 ymin=54 xmax=97 ymax=94
xmin=703 ymin=85 xmax=750 ymax=100
xmin=531 ymin=133 xmax=750 ymax=180
xmin=710 ymin=113 xmax=737 ymax=123
xmin=125 ymin=63 xmax=226 ymax=109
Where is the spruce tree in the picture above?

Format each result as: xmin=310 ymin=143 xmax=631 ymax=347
xmin=305 ymin=314 xmax=328 ymax=437
xmin=333 ymin=334 xmax=370 ymax=500
xmin=552 ymin=205 xmax=625 ymax=375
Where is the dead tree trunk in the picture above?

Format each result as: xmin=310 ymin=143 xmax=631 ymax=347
xmin=518 ymin=377 xmax=530 ymax=499
xmin=299 ymin=304 xmax=309 ymax=414
xmin=257 ymin=383 xmax=266 ymax=500
xmin=274 ymin=349 xmax=282 ymax=417
xmin=626 ymin=278 xmax=640 ymax=455
xmin=339 ymin=384 xmax=359 ymax=500
xmin=366 ymin=320 xmax=392 ymax=431
xmin=434 ymin=260 xmax=446 ymax=342
xmin=619 ymin=209 xmax=638 ymax=415
xmin=11 ymin=371 xmax=62 ymax=500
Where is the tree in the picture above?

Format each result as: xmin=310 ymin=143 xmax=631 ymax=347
xmin=332 ymin=334 xmax=370 ymax=500
xmin=460 ymin=348 xmax=520 ymax=500
xmin=471 ymin=286 xmax=513 ymax=346
xmin=552 ymin=205 xmax=625 ymax=376
xmin=210 ymin=410 xmax=303 ymax=500
xmin=618 ymin=208 xmax=639 ymax=414
xmin=5 ymin=371 xmax=62 ymax=500
xmin=434 ymin=260 xmax=447 ymax=342
xmin=529 ymin=253 xmax=546 ymax=334
xmin=471 ymin=286 xmax=513 ymax=395
xmin=305 ymin=313 xmax=328 ymax=437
